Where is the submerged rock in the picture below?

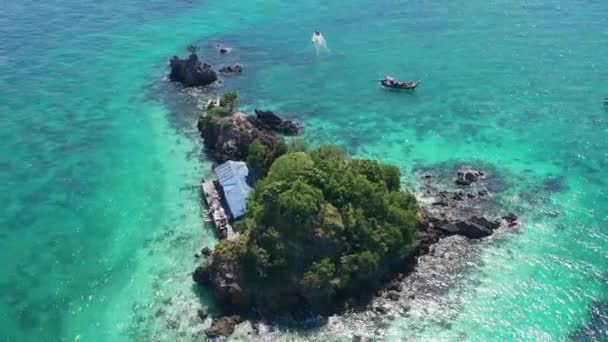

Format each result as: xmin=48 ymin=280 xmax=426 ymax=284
xmin=387 ymin=291 xmax=400 ymax=301
xmin=169 ymin=54 xmax=218 ymax=88
xmin=502 ymin=213 xmax=519 ymax=227
xmin=166 ymin=318 xmax=179 ymax=330
xmin=373 ymin=305 xmax=390 ymax=315
xmin=216 ymin=44 xmax=233 ymax=54
xmin=201 ymin=247 xmax=212 ymax=257
xmin=192 ymin=266 xmax=210 ymax=284
xmin=386 ymin=280 xmax=402 ymax=292
xmin=154 ymin=308 xmax=165 ymax=318
xmin=197 ymin=309 xmax=208 ymax=321
xmin=205 ymin=315 xmax=242 ymax=338
xmin=455 ymin=168 xmax=485 ymax=186
xmin=570 ymin=301 xmax=608 ymax=341
xmin=422 ymin=172 xmax=434 ymax=179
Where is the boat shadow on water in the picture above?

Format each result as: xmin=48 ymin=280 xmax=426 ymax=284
xmin=378 ymin=86 xmax=421 ymax=100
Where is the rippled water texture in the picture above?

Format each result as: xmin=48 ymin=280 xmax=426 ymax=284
xmin=1 ymin=0 xmax=607 ymax=340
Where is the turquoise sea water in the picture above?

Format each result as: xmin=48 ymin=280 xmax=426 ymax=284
xmin=2 ymin=0 xmax=607 ymax=340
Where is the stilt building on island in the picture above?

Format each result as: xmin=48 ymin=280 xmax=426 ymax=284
xmin=201 ymin=161 xmax=253 ymax=240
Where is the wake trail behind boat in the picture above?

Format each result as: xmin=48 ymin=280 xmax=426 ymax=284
xmin=312 ymin=30 xmax=330 ymax=54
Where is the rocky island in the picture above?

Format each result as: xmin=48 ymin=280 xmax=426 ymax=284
xmin=196 ymin=93 xmax=300 ymax=168
xmin=166 ymin=50 xmax=519 ymax=338
xmin=169 ymin=45 xmax=218 ymax=88
xmin=193 ymin=100 xmax=517 ymax=338
xmin=195 ymin=143 xmax=419 ymax=314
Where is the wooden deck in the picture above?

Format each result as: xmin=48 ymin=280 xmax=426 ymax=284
xmin=201 ymin=179 xmax=239 ymax=240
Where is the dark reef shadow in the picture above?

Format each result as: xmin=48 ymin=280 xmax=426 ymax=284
xmin=569 ymin=300 xmax=608 ymax=341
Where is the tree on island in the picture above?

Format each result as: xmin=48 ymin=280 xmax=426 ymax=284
xmin=220 ymin=91 xmax=238 ymax=112
xmin=202 ymin=145 xmax=419 ymax=314
xmin=246 ymin=138 xmax=289 ymax=178
xmin=187 ymin=43 xmax=200 ymax=56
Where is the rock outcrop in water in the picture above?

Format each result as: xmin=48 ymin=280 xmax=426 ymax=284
xmin=194 ymin=253 xmax=252 ymax=313
xmin=361 ymin=167 xmax=521 ymax=333
xmin=454 ymin=167 xmax=485 ymax=186
xmin=253 ymin=109 xmax=301 ymax=135
xmin=198 ymin=110 xmax=290 ymax=162
xmin=216 ymin=44 xmax=233 ymax=54
xmin=417 ymin=168 xmax=518 ymax=253
xmin=219 ymin=64 xmax=243 ymax=75
xmin=169 ymin=53 xmax=218 ymax=87
xmin=205 ymin=315 xmax=242 ymax=338
xmin=197 ymin=98 xmax=300 ymax=163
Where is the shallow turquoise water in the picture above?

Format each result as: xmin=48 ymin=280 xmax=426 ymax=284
xmin=2 ymin=0 xmax=607 ymax=340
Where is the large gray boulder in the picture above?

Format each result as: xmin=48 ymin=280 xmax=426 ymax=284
xmin=169 ymin=54 xmax=218 ymax=87
xmin=254 ymin=109 xmax=301 ymax=135
xmin=205 ymin=315 xmax=242 ymax=338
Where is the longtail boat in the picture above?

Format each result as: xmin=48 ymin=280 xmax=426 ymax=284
xmin=380 ymin=79 xmax=419 ymax=89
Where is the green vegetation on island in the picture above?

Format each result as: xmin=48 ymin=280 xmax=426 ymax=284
xmin=192 ymin=91 xmax=517 ymax=336
xmin=202 ymin=144 xmax=419 ymax=313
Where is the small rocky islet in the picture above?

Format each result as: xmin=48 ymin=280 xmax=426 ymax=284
xmin=167 ymin=47 xmax=520 ymax=338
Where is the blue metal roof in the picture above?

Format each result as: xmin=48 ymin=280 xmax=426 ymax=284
xmin=214 ymin=161 xmax=253 ymax=220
